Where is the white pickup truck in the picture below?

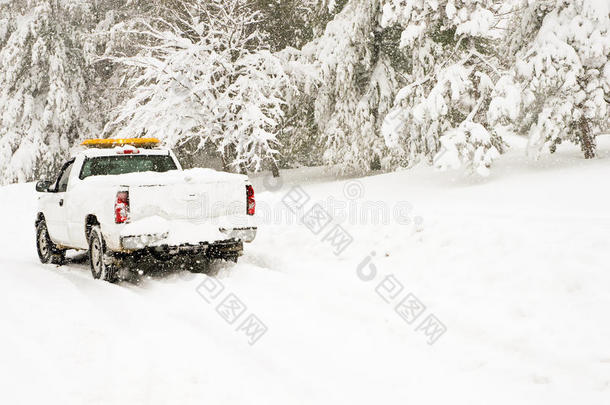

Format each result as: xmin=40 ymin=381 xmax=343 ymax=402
xmin=35 ymin=138 xmax=257 ymax=282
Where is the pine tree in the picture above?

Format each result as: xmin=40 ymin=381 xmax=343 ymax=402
xmin=380 ymin=0 xmax=506 ymax=176
xmin=301 ymin=0 xmax=400 ymax=173
xmin=488 ymin=0 xmax=610 ymax=159
xmin=0 ymin=0 xmax=98 ymax=184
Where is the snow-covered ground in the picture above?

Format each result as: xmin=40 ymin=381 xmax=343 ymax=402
xmin=1 ymin=137 xmax=609 ymax=404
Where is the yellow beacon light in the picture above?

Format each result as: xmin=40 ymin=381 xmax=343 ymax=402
xmin=81 ymin=138 xmax=161 ymax=148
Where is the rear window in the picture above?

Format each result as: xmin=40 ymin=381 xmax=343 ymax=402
xmin=79 ymin=155 xmax=178 ymax=179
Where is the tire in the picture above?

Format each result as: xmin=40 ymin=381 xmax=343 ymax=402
xmin=88 ymin=226 xmax=118 ymax=283
xmin=188 ymin=256 xmax=211 ymax=274
xmin=226 ymin=253 xmax=239 ymax=263
xmin=36 ymin=220 xmax=65 ymax=265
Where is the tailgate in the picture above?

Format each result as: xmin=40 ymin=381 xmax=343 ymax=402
xmin=128 ymin=180 xmax=246 ymax=221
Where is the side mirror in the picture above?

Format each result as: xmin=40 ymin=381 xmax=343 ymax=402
xmin=36 ymin=180 xmax=53 ymax=193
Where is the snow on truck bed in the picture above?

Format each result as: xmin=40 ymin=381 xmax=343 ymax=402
xmin=80 ymin=167 xmax=248 ymax=187
xmin=1 ymin=137 xmax=610 ymax=405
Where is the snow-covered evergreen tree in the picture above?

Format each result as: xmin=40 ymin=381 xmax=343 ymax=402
xmin=104 ymin=0 xmax=292 ymax=173
xmin=273 ymin=46 xmax=323 ymax=169
xmin=301 ymin=0 xmax=400 ymax=173
xmin=0 ymin=0 xmax=98 ymax=184
xmin=380 ymin=0 xmax=507 ymax=176
xmin=488 ymin=0 xmax=610 ymax=159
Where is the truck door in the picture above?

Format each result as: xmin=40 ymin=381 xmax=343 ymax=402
xmin=45 ymin=159 xmax=74 ymax=245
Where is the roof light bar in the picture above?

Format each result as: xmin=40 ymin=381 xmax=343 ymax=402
xmin=81 ymin=138 xmax=161 ymax=149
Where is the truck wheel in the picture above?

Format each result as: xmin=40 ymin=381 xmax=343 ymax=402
xmin=36 ymin=220 xmax=65 ymax=265
xmin=88 ymin=226 xmax=118 ymax=283
xmin=226 ymin=253 xmax=239 ymax=263
xmin=188 ymin=257 xmax=211 ymax=274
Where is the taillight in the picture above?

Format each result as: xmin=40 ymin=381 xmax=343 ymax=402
xmin=246 ymin=185 xmax=255 ymax=216
xmin=115 ymin=190 xmax=130 ymax=224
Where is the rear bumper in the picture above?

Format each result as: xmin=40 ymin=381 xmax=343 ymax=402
xmin=120 ymin=237 xmax=243 ymax=258
xmin=119 ymin=227 xmax=256 ymax=252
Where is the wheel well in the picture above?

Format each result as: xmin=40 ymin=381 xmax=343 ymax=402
xmin=85 ymin=215 xmax=99 ymax=240
xmin=35 ymin=213 xmax=45 ymax=227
